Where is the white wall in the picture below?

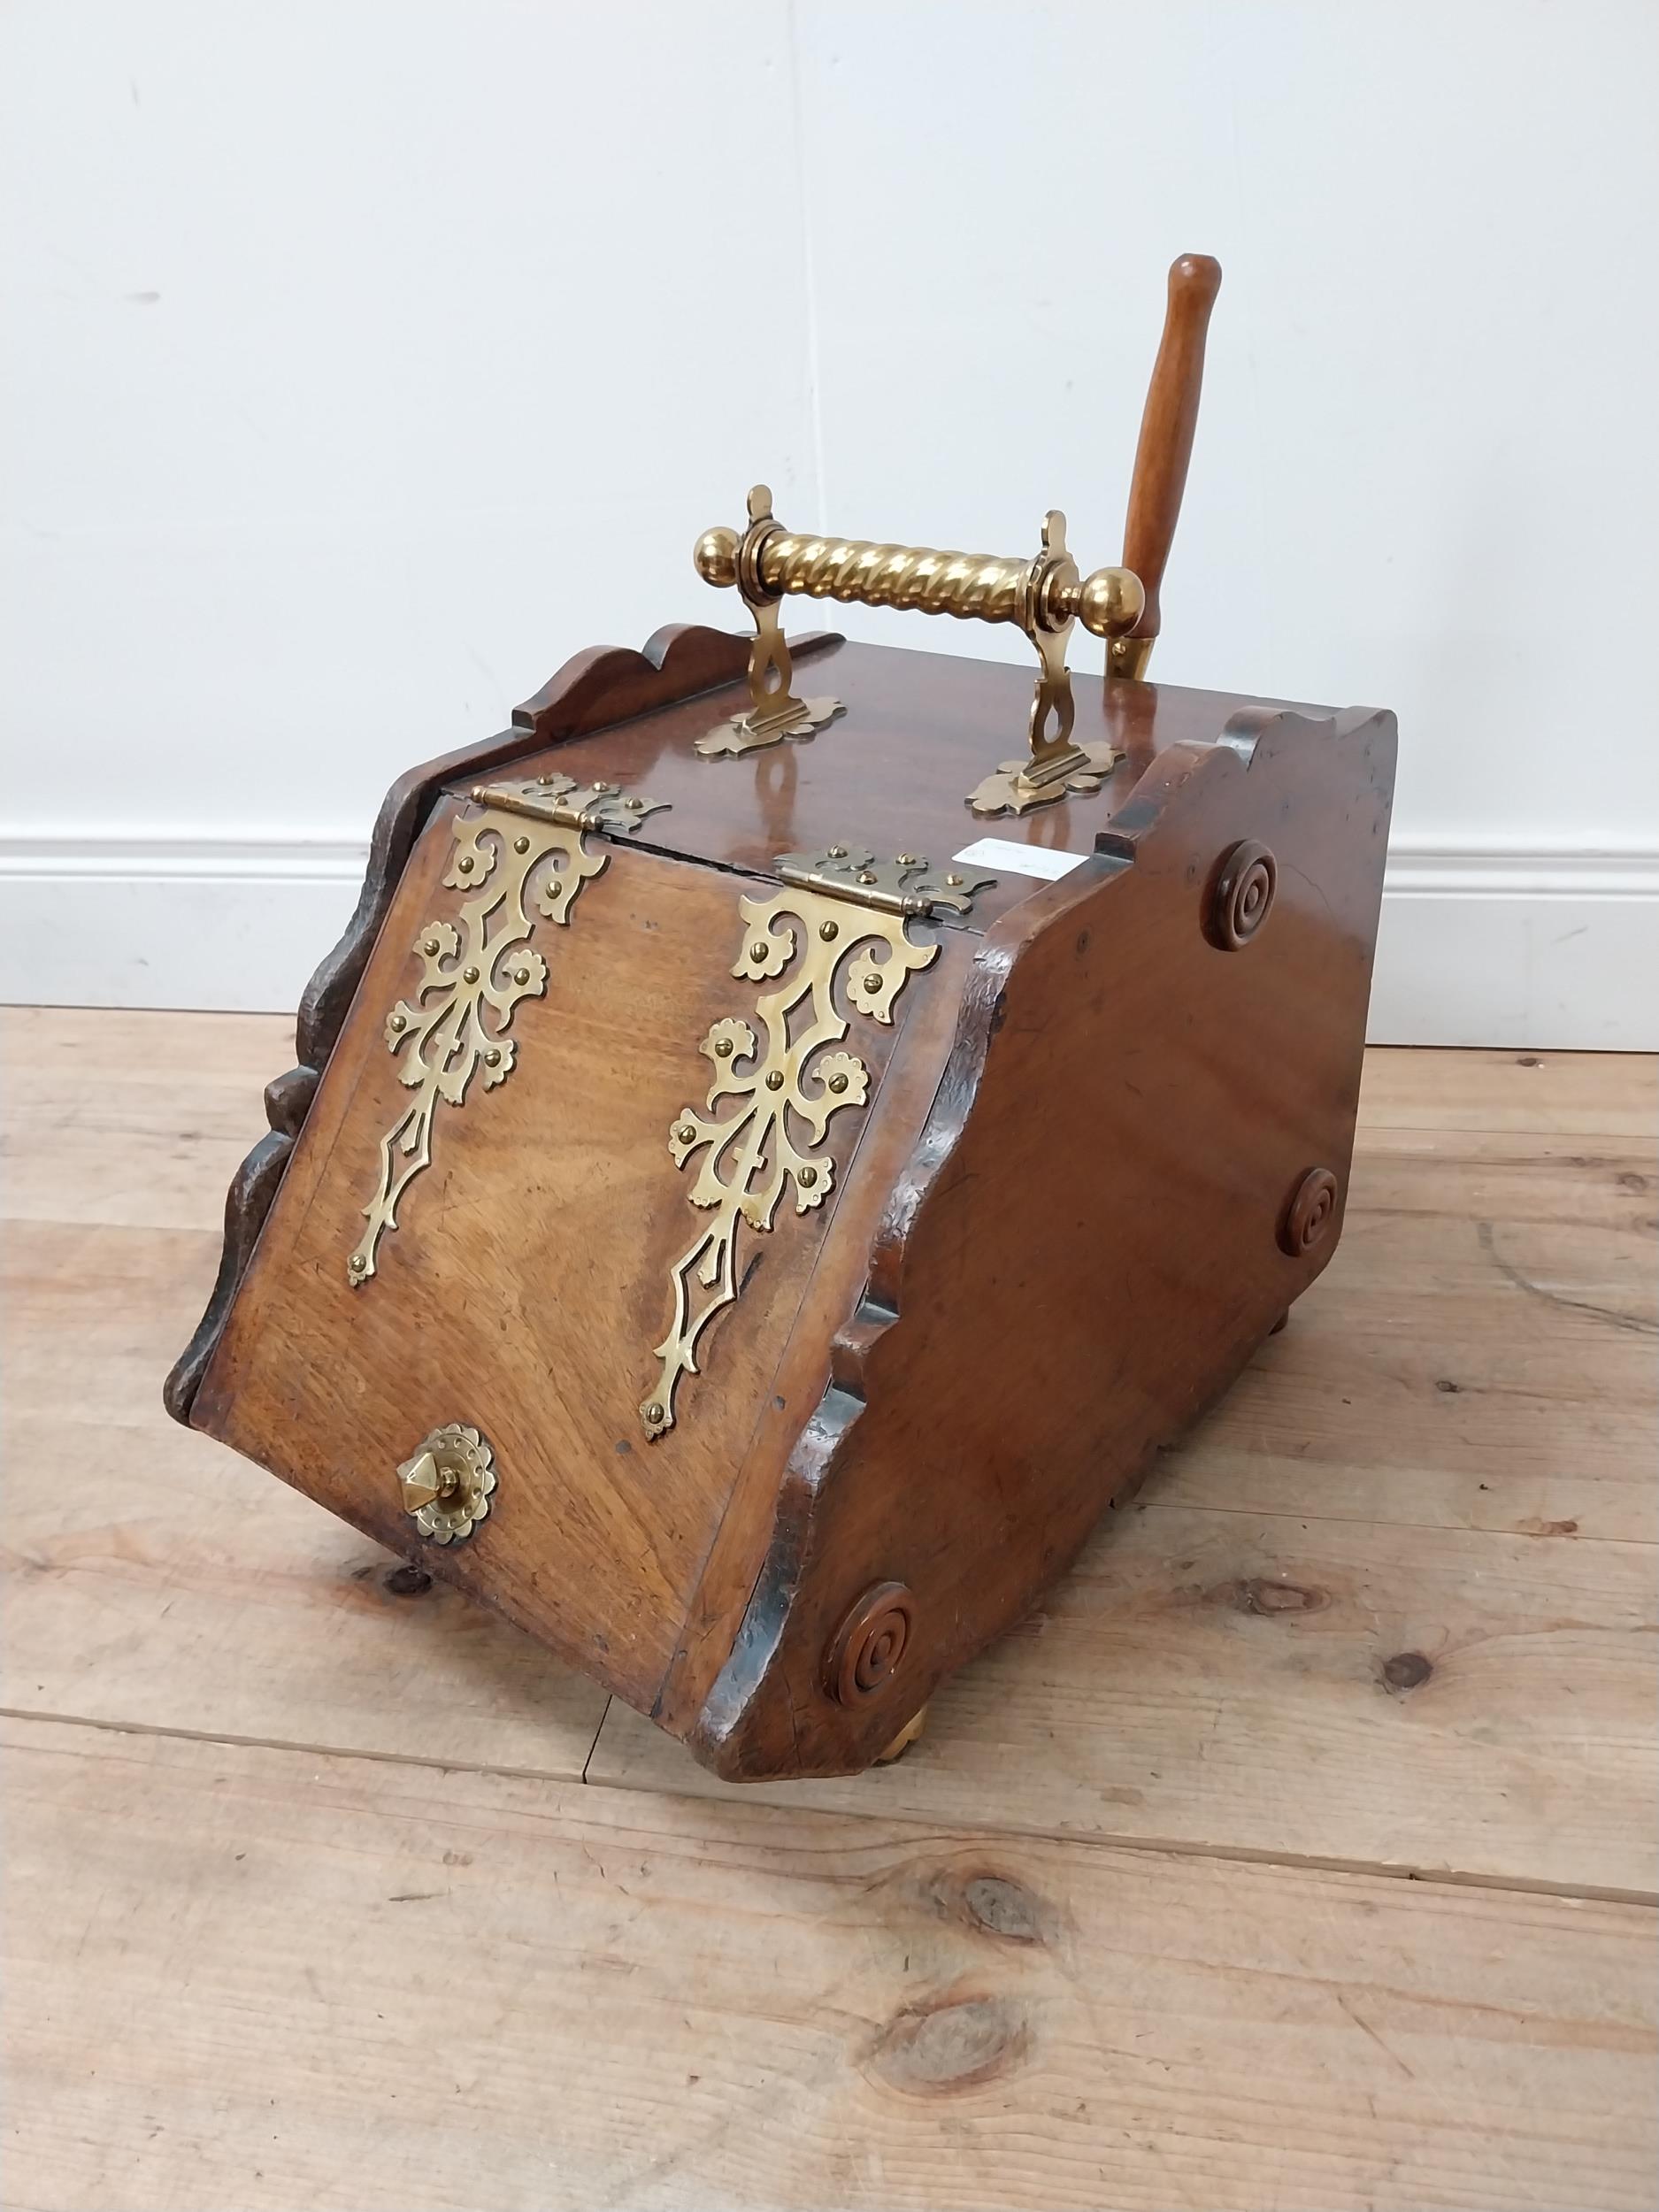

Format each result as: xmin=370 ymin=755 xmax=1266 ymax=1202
xmin=4 ymin=0 xmax=1655 ymax=1045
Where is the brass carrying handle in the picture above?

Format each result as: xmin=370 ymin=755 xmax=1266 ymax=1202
xmin=693 ymin=488 xmax=1141 ymax=803
xmin=695 ymin=503 xmax=1144 ymax=643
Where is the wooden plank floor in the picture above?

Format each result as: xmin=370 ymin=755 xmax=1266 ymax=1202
xmin=2 ymin=1007 xmax=1655 ymax=2212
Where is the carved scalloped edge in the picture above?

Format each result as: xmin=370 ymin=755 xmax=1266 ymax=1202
xmin=163 ymin=624 xmax=842 ymax=1425
xmin=687 ymin=707 xmax=1365 ymax=1775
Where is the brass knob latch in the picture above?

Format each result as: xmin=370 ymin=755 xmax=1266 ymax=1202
xmin=396 ymin=1424 xmax=496 ymax=1544
xmin=694 ymin=485 xmax=1145 ymax=816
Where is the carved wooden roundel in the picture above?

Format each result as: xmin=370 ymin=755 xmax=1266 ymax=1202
xmin=825 ymin=1581 xmax=915 ymax=1706
xmin=1280 ymin=1166 xmax=1340 ymax=1256
xmin=1207 ymin=839 xmax=1277 ymax=949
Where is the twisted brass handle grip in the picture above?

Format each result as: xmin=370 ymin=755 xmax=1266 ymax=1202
xmin=695 ymin=508 xmax=1143 ymax=641
xmin=757 ymin=534 xmax=1032 ymax=626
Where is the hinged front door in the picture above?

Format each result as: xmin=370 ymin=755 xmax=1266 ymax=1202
xmin=193 ymin=799 xmax=965 ymax=1712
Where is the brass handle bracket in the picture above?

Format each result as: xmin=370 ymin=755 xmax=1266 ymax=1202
xmin=694 ymin=486 xmax=1144 ymax=815
xmin=694 ymin=485 xmax=847 ymax=760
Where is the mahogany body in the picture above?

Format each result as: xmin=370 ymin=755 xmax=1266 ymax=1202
xmin=173 ymin=631 xmax=1395 ymax=1780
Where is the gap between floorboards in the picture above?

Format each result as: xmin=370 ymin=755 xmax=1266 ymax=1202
xmin=9 ymin=1702 xmax=1655 ymax=1912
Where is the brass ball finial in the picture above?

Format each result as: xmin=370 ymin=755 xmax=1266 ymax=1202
xmin=1075 ymin=565 xmax=1146 ymax=639
xmin=694 ymin=525 xmax=740 ymax=589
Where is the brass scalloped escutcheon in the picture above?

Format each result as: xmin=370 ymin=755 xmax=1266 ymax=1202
xmin=396 ymin=1422 xmax=496 ymax=1544
xmin=640 ymin=883 xmax=938 ymax=1438
xmin=348 ymin=775 xmax=664 ymax=1285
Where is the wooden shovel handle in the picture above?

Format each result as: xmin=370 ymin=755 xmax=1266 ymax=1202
xmin=1121 ymin=254 xmax=1222 ymax=649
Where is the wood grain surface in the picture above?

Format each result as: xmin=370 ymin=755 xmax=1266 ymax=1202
xmin=189 ymin=830 xmax=973 ymax=1717
xmin=180 ymin=648 xmax=1400 ymax=1779
xmin=458 ymin=639 xmax=1340 ymax=939
xmin=1 ymin=1010 xmax=1654 ymax=2209
xmin=8 ymin=1717 xmax=1655 ymax=2212
xmin=677 ymin=703 xmax=1396 ymax=1777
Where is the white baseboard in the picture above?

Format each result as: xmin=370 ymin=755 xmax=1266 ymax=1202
xmin=1 ymin=833 xmax=1654 ymax=1051
xmin=0 ymin=833 xmax=371 ymax=1027
xmin=1367 ymin=849 xmax=1657 ymax=1050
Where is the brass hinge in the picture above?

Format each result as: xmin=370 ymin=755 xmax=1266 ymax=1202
xmin=773 ymin=847 xmax=995 ymax=919
xmin=471 ymin=772 xmax=672 ymax=838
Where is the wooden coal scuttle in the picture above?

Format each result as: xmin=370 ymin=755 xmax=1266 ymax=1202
xmin=167 ymin=257 xmax=1396 ymax=1779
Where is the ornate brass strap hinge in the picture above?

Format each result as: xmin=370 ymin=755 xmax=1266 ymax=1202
xmin=773 ymin=846 xmax=991 ymax=918
xmin=471 ymin=772 xmax=672 ymax=836
xmin=694 ymin=485 xmax=1141 ymax=814
xmin=347 ymin=773 xmax=668 ymax=1285
xmin=639 ymin=848 xmax=993 ymax=1440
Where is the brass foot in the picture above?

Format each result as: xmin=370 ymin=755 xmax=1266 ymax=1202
xmin=874 ymin=1703 xmax=929 ymax=1765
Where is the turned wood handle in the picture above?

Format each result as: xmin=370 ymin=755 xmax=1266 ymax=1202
xmin=1122 ymin=254 xmax=1222 ymax=646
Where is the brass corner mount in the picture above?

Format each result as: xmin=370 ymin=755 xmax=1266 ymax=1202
xmin=693 ymin=484 xmax=1144 ymax=814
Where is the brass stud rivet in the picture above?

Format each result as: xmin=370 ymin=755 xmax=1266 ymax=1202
xmin=463 ymin=965 xmax=480 ymax=984
xmin=765 ymin=1070 xmax=785 ymax=1090
xmin=457 ymin=856 xmax=474 ymax=872
xmin=862 ymin=974 xmax=881 ymax=994
xmin=677 ymin=1123 xmax=697 ymax=1143
xmin=484 ymin=1048 xmax=502 ymax=1067
xmin=388 ymin=1012 xmax=406 ymax=1033
xmin=945 ymin=872 xmax=964 ymax=887
xmin=625 ymin=795 xmax=645 ymax=810
xmin=514 ymin=966 xmax=531 ymax=985
xmin=856 ymin=871 xmax=877 ymax=885
xmin=819 ymin=920 xmax=839 ymax=941
xmin=798 ymin=1166 xmax=818 ymax=1187
xmin=828 ymin=844 xmax=848 ymax=858
xmin=828 ymin=1072 xmax=849 ymax=1093
xmin=749 ymin=941 xmax=769 ymax=962
xmin=897 ymin=854 xmax=918 ymax=865
xmin=423 ymin=937 xmax=440 ymax=955
xmin=714 ymin=1038 xmax=734 ymax=1057
xmin=513 ymin=833 xmax=530 ymax=853
xmin=644 ymin=1402 xmax=664 ymax=1425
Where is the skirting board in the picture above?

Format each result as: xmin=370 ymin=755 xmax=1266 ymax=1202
xmin=0 ymin=835 xmax=1654 ymax=1051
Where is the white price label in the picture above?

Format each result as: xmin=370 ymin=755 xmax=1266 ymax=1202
xmin=951 ymin=836 xmax=1093 ymax=882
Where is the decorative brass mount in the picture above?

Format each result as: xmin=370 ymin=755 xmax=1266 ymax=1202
xmin=348 ymin=773 xmax=666 ymax=1284
xmin=775 ymin=846 xmax=994 ymax=918
xmin=639 ymin=849 xmax=991 ymax=1440
xmin=396 ymin=1422 xmax=496 ymax=1543
xmin=474 ymin=773 xmax=672 ymax=836
xmin=694 ymin=486 xmax=1143 ymax=814
xmin=694 ymin=486 xmax=845 ymax=758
